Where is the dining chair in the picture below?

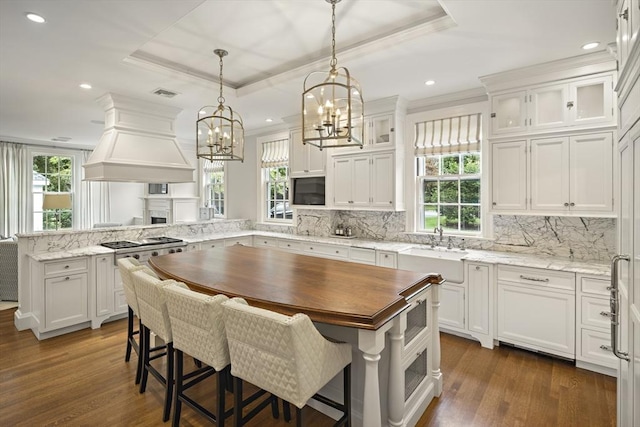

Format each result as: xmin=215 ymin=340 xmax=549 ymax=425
xmin=162 ymin=283 xmax=234 ymax=427
xmin=222 ymin=298 xmax=352 ymax=427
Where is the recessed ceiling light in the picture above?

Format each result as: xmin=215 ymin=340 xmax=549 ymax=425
xmin=79 ymin=83 xmax=92 ymax=90
xmin=582 ymin=42 xmax=600 ymax=50
xmin=265 ymin=118 xmax=273 ymax=123
xmin=26 ymin=13 xmax=46 ymax=23
xmin=425 ymin=80 xmax=436 ymax=86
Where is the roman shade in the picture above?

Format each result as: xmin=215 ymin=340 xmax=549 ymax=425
xmin=414 ymin=113 xmax=481 ymax=155
xmin=260 ymin=138 xmax=289 ymax=168
xmin=202 ymin=159 xmax=224 ymax=173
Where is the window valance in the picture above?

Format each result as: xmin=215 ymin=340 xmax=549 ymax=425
xmin=203 ymin=159 xmax=224 ymax=173
xmin=261 ymin=138 xmax=289 ymax=168
xmin=414 ymin=113 xmax=481 ymax=155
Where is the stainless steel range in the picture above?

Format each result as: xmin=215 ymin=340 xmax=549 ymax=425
xmin=100 ymin=236 xmax=187 ymax=266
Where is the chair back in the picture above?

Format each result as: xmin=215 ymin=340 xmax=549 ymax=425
xmin=163 ymin=284 xmax=231 ymax=371
xmin=117 ymin=258 xmax=157 ymax=315
xmin=223 ymin=298 xmax=352 ymax=408
xmin=131 ymin=269 xmax=177 ymax=342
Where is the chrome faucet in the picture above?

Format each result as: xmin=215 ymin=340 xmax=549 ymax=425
xmin=434 ymin=226 xmax=443 ymax=242
xmin=447 ymin=236 xmax=454 ymax=250
xmin=428 ymin=234 xmax=436 ymax=248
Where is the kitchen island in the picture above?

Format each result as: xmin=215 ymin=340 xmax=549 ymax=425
xmin=149 ymin=245 xmax=444 ymax=427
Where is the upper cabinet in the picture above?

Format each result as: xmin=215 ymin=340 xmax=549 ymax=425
xmin=365 ymin=113 xmax=394 ymax=149
xmin=616 ymin=0 xmax=639 ymax=73
xmin=289 ymin=128 xmax=326 ymax=177
xmin=489 ymin=73 xmax=615 ymax=137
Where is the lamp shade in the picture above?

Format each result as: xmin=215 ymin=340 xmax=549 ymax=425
xmin=43 ymin=193 xmax=72 ymax=210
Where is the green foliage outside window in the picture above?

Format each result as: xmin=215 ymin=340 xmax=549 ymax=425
xmin=33 ymin=155 xmax=73 ymax=230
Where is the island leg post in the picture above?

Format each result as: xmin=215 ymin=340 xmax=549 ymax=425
xmin=388 ymin=314 xmax=407 ymax=427
xmin=358 ymin=325 xmax=390 ymax=427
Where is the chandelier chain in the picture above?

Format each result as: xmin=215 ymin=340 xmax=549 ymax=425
xmin=330 ymin=0 xmax=337 ymax=69
xmin=218 ymin=53 xmax=225 ymax=105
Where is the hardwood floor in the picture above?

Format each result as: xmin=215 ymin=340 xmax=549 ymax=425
xmin=0 ymin=308 xmax=616 ymax=426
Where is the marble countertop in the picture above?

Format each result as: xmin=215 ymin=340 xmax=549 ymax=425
xmin=28 ymin=230 xmax=610 ymax=276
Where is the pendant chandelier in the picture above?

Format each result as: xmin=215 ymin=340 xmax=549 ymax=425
xmin=196 ymin=49 xmax=244 ymax=162
xmin=302 ymin=0 xmax=364 ymax=150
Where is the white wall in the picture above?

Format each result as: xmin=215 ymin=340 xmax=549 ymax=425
xmin=108 ymin=182 xmax=144 ymax=225
xmin=225 ymin=135 xmax=258 ymax=221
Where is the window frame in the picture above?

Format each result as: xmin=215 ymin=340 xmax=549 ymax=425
xmin=257 ymin=132 xmax=292 ymax=224
xmin=405 ymin=102 xmax=490 ymax=238
xmin=201 ymin=162 xmax=226 ymax=219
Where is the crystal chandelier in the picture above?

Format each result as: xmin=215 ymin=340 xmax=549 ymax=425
xmin=302 ymin=0 xmax=364 ymax=150
xmin=196 ymin=49 xmax=244 ymax=161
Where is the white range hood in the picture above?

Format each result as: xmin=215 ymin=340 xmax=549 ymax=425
xmin=83 ymin=93 xmax=195 ymax=183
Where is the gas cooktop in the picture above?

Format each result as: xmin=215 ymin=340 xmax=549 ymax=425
xmin=100 ymin=241 xmax=140 ymax=250
xmin=100 ymin=236 xmax=184 ymax=250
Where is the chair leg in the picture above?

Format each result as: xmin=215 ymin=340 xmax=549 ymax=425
xmin=163 ymin=342 xmax=174 ymax=422
xmin=217 ymin=366 xmax=227 ymax=426
xmin=125 ymin=306 xmax=134 ymax=362
xmin=172 ymin=349 xmax=183 ymax=427
xmin=344 ymin=365 xmax=351 ymax=427
xmin=270 ymin=394 xmax=279 ymax=419
xmin=234 ymin=376 xmax=243 ymax=427
xmin=283 ymin=400 xmax=291 ymax=422
xmin=296 ymin=407 xmax=303 ymax=427
xmin=139 ymin=326 xmax=150 ymax=394
xmin=134 ymin=318 xmax=144 ymax=385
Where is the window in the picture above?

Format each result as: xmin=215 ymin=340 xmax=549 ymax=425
xmin=413 ymin=112 xmax=483 ymax=235
xmin=33 ymin=155 xmax=73 ymax=230
xmin=260 ymin=135 xmax=290 ymax=222
xmin=417 ymin=153 xmax=481 ymax=233
xmin=203 ymin=160 xmax=225 ymax=217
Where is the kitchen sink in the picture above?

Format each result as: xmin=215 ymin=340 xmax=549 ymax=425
xmin=397 ymin=247 xmax=467 ymax=284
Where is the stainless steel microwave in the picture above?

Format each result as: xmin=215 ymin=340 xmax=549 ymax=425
xmin=292 ymin=176 xmax=325 ymax=206
xmin=148 ymin=183 xmax=168 ymax=194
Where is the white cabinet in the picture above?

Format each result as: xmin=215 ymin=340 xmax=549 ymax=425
xmin=616 ymin=0 xmax=639 ymax=73
xmin=290 ymin=128 xmax=326 ymax=176
xmin=365 ymin=113 xmax=394 ymax=148
xmin=467 ymin=263 xmax=492 ymax=340
xmin=349 ymin=247 xmax=376 ymax=265
xmin=497 ymin=265 xmax=575 ymax=359
xmin=490 ymin=140 xmax=527 ymax=211
xmin=575 ymin=274 xmax=618 ymax=375
xmin=439 ymin=283 xmax=466 ymax=331
xmin=530 ymin=132 xmax=613 ymax=213
xmin=332 ymin=152 xmax=395 ymax=209
xmin=94 ymin=255 xmax=113 ymax=318
xmin=39 ymin=257 xmax=90 ymax=332
xmin=489 ymin=73 xmax=615 ymax=137
xmin=376 ymin=251 xmax=397 ymax=268
xmin=112 ymin=266 xmax=127 ymax=314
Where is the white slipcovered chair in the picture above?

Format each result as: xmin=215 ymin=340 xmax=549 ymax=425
xmin=162 ymin=284 xmax=233 ymax=427
xmin=222 ymin=298 xmax=352 ymax=427
xmin=117 ymin=257 xmax=158 ymax=385
xmin=131 ymin=269 xmax=186 ymax=422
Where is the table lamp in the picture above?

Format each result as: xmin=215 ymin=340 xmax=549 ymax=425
xmin=42 ymin=193 xmax=72 ymax=230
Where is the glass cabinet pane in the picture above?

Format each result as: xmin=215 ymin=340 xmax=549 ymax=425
xmin=493 ymin=92 xmax=524 ymax=131
xmin=405 ymin=300 xmax=427 ymax=346
xmin=405 ymin=349 xmax=428 ymax=401
xmin=575 ymin=82 xmax=604 ymax=120
xmin=372 ymin=116 xmax=391 ymax=145
xmin=531 ymin=84 xmax=566 ymax=127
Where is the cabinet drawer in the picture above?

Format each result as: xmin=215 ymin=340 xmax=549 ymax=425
xmin=580 ymin=275 xmax=610 ymax=297
xmin=304 ymin=243 xmax=349 ymax=259
xmin=202 ymin=240 xmax=223 ymax=250
xmin=376 ymin=251 xmax=397 ymax=268
xmin=578 ymin=328 xmax=617 ymax=368
xmin=497 ymin=265 xmax=574 ymax=291
xmin=581 ymin=296 xmax=611 ymax=329
xmin=349 ymin=247 xmax=376 ymax=265
xmin=186 ymin=243 xmax=200 ymax=251
xmin=225 ymin=236 xmax=253 ymax=247
xmin=254 ymin=237 xmax=279 ymax=248
xmin=278 ymin=239 xmax=302 ymax=252
xmin=404 ymin=289 xmax=431 ymax=350
xmin=44 ymin=258 xmax=88 ymax=276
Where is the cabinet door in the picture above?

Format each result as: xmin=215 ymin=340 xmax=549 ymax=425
xmin=468 ymin=263 xmax=491 ymax=336
xmin=569 ymin=75 xmax=614 ymax=127
xmin=95 ymin=255 xmax=112 ymax=317
xmin=617 ymin=0 xmax=631 ymax=70
xmin=491 ymin=140 xmax=527 ymax=210
xmin=497 ymin=282 xmax=575 ymax=358
xmin=45 ymin=273 xmax=89 ymax=330
xmin=569 ymin=133 xmax=613 ymax=212
xmin=307 ymin=144 xmax=326 ymax=175
xmin=376 ymin=251 xmax=397 ymax=268
xmin=530 ymin=136 xmax=570 ymax=211
xmin=289 ymin=129 xmax=308 ymax=175
xmin=333 ymin=157 xmax=353 ymax=206
xmin=370 ymin=152 xmax=394 ymax=208
xmin=529 ymin=83 xmax=568 ymax=130
xmin=351 ymin=156 xmax=371 ymax=207
xmin=491 ymin=90 xmax=527 ymax=135
xmin=439 ymin=283 xmax=466 ymax=331
xmin=368 ymin=114 xmax=393 ymax=147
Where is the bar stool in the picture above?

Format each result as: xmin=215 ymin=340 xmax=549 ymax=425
xmin=117 ymin=258 xmax=157 ymax=385
xmin=163 ymin=284 xmax=233 ymax=427
xmin=222 ymin=298 xmax=352 ymax=427
xmin=131 ymin=269 xmax=185 ymax=422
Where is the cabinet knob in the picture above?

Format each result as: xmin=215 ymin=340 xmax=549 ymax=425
xmin=564 ymin=202 xmax=569 ymax=207
xmin=600 ymin=344 xmax=613 ymax=351
xmin=620 ymin=8 xmax=628 ymax=20
xmin=570 ymin=202 xmax=575 ymax=207
xmin=490 ymin=112 xmax=496 ymax=118
xmin=384 ymin=254 xmax=389 ymax=258
xmin=492 ymin=202 xmax=496 ymax=206
xmin=475 ymin=266 xmax=480 ymax=270
xmin=65 ymin=277 xmax=70 ymax=281
xmin=310 ymin=247 xmax=314 ymax=250
xmin=64 ymin=265 xmax=70 ymax=269
xmin=600 ymin=311 xmax=612 ymax=318
xmin=566 ymin=101 xmax=574 ymax=109
xmin=416 ymin=298 xmax=425 ymax=305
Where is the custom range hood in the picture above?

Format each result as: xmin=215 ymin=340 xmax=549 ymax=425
xmin=83 ymin=93 xmax=195 ymax=183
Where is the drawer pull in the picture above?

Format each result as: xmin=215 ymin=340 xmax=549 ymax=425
xmin=65 ymin=277 xmax=70 ymax=280
xmin=519 ymin=275 xmax=549 ymax=282
xmin=64 ymin=265 xmax=70 ymax=269
xmin=599 ymin=311 xmax=612 ymax=318
xmin=599 ymin=344 xmax=612 ymax=352
xmin=416 ymin=298 xmax=425 ymax=305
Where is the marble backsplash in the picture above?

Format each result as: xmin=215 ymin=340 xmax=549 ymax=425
xmin=296 ymin=210 xmax=616 ymax=262
xmin=18 ymin=219 xmax=252 ymax=254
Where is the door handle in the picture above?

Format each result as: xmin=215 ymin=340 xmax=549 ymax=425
xmin=609 ymin=254 xmax=630 ymax=361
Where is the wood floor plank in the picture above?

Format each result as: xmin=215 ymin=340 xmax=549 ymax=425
xmin=0 ymin=309 xmax=616 ymax=426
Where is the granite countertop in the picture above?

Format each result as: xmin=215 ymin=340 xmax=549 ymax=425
xmin=27 ymin=230 xmax=610 ymax=276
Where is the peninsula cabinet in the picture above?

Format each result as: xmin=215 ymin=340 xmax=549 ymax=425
xmin=530 ymin=132 xmax=613 ymax=213
xmin=289 ymin=128 xmax=326 ymax=177
xmin=332 ymin=151 xmax=396 ymax=209
xmin=32 ymin=257 xmax=90 ymax=335
xmin=490 ymin=73 xmax=615 ymax=137
xmin=94 ymin=255 xmax=113 ymax=319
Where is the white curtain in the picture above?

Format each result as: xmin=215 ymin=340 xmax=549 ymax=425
xmin=80 ymin=150 xmax=110 ymax=228
xmin=261 ymin=138 xmax=289 ymax=168
xmin=0 ymin=142 xmax=30 ymax=237
xmin=414 ymin=113 xmax=482 ymax=155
